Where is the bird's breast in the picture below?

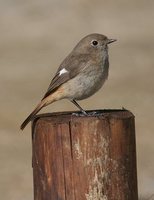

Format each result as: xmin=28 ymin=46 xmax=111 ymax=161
xmin=62 ymin=62 xmax=109 ymax=100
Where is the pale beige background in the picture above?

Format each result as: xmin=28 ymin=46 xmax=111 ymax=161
xmin=0 ymin=0 xmax=154 ymax=199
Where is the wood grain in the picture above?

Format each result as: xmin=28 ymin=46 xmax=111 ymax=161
xmin=32 ymin=109 xmax=138 ymax=200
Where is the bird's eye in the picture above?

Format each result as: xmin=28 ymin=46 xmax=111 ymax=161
xmin=91 ymin=40 xmax=98 ymax=46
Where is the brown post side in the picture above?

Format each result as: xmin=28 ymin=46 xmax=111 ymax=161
xmin=32 ymin=110 xmax=138 ymax=200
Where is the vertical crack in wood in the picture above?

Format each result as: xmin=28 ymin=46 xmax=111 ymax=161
xmin=69 ymin=120 xmax=76 ymax=200
xmin=60 ymin=124 xmax=67 ymax=200
xmin=69 ymin=121 xmax=73 ymax=160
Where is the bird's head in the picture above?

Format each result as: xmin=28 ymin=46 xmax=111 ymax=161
xmin=73 ymin=33 xmax=116 ymax=55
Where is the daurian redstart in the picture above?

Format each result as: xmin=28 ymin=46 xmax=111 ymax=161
xmin=20 ymin=33 xmax=116 ymax=130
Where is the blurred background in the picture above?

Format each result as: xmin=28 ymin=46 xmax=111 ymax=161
xmin=0 ymin=0 xmax=154 ymax=199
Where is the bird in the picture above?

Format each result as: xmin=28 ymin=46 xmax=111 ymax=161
xmin=20 ymin=33 xmax=116 ymax=130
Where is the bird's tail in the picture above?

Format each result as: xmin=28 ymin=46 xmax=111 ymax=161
xmin=20 ymin=88 xmax=63 ymax=130
xmin=20 ymin=100 xmax=46 ymax=130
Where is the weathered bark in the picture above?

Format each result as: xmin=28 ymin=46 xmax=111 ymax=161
xmin=32 ymin=110 xmax=138 ymax=200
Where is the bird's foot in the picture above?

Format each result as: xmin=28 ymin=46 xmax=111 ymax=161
xmin=72 ymin=111 xmax=88 ymax=116
xmin=72 ymin=110 xmax=100 ymax=117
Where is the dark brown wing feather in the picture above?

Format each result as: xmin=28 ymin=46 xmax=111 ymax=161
xmin=42 ymin=72 xmax=70 ymax=99
xmin=42 ymin=53 xmax=89 ymax=100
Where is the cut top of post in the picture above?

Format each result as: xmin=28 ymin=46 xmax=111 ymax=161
xmin=32 ymin=109 xmax=134 ymax=130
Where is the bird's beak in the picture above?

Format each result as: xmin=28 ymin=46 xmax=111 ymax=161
xmin=107 ymin=39 xmax=117 ymax=44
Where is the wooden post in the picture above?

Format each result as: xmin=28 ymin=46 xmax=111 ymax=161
xmin=32 ymin=110 xmax=138 ymax=200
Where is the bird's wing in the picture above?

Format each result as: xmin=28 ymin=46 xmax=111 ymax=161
xmin=42 ymin=54 xmax=89 ymax=100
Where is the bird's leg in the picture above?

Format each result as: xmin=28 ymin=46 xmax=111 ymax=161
xmin=70 ymin=100 xmax=88 ymax=115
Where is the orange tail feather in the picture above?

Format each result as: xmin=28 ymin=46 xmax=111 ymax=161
xmin=20 ymin=101 xmax=45 ymax=130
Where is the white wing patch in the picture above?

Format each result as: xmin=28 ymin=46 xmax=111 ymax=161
xmin=59 ymin=68 xmax=68 ymax=76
